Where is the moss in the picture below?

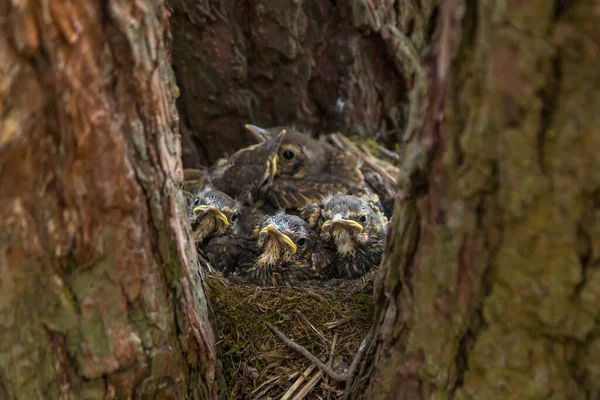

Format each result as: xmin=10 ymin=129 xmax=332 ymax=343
xmin=205 ymin=272 xmax=375 ymax=398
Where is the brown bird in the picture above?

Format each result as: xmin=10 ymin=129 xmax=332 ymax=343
xmin=209 ymin=129 xmax=286 ymax=207
xmin=188 ymin=187 xmax=237 ymax=243
xmin=235 ymin=212 xmax=332 ymax=286
xmin=244 ymin=124 xmax=364 ymax=210
xmin=320 ymin=194 xmax=387 ymax=279
xmin=188 ymin=187 xmax=255 ymax=275
xmin=298 ymin=186 xmax=387 ymax=231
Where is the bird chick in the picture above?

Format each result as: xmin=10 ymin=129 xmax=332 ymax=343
xmin=320 ymin=194 xmax=387 ymax=279
xmin=237 ymin=212 xmax=332 ymax=287
xmin=188 ymin=188 xmax=238 ymax=242
xmin=188 ymin=188 xmax=237 ymax=244
xmin=188 ymin=187 xmax=254 ymax=274
xmin=209 ymin=129 xmax=286 ymax=206
xmin=244 ymin=124 xmax=364 ymax=210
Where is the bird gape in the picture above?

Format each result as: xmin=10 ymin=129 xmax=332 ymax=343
xmin=184 ymin=124 xmax=392 ymax=287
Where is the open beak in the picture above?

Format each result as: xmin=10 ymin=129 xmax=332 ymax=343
xmin=244 ymin=124 xmax=269 ymax=142
xmin=192 ymin=205 xmax=230 ymax=230
xmin=259 ymin=224 xmax=297 ymax=254
xmin=321 ymin=217 xmax=364 ymax=233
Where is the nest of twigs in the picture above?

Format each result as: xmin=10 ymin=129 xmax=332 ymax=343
xmin=195 ymin=132 xmax=399 ymax=399
xmin=205 ymin=270 xmax=377 ymax=400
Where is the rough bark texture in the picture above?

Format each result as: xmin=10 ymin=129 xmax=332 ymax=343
xmin=169 ymin=0 xmax=427 ymax=167
xmin=0 ymin=1 xmax=217 ymax=399
xmin=362 ymin=0 xmax=600 ymax=398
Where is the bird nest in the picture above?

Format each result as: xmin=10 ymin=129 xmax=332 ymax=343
xmin=204 ymin=270 xmax=377 ymax=399
xmin=192 ymin=132 xmax=398 ymax=398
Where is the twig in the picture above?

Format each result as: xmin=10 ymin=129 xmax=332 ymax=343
xmin=327 ymin=132 xmax=345 ymax=152
xmin=291 ymin=370 xmax=323 ymax=400
xmin=328 ymin=333 xmax=338 ymax=368
xmin=266 ymin=323 xmax=347 ymax=382
xmin=281 ymin=365 xmax=316 ymax=400
xmin=331 ymin=133 xmax=397 ymax=186
xmin=324 ymin=332 xmax=338 ymax=388
xmin=340 ymin=327 xmax=374 ymax=400
xmin=267 ymin=323 xmax=375 ymax=399
xmin=294 ymin=309 xmax=329 ymax=346
xmin=250 ymin=375 xmax=280 ymax=396
xmin=358 ymin=143 xmax=374 ymax=158
xmin=324 ymin=319 xmax=347 ymax=330
xmin=251 ymin=381 xmax=280 ymax=400
xmin=376 ymin=145 xmax=401 ymax=162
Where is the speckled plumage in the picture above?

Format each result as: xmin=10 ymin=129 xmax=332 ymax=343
xmin=208 ymin=129 xmax=286 ymax=206
xmin=245 ymin=125 xmax=364 ymax=210
xmin=320 ymin=194 xmax=387 ymax=279
xmin=188 ymin=187 xmax=255 ymax=275
xmin=235 ymin=212 xmax=333 ymax=286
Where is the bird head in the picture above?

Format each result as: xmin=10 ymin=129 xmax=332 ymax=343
xmin=244 ymin=124 xmax=326 ymax=180
xmin=210 ymin=129 xmax=286 ymax=203
xmin=255 ymin=212 xmax=318 ymax=267
xmin=320 ymin=194 xmax=386 ymax=255
xmin=188 ymin=187 xmax=240 ymax=243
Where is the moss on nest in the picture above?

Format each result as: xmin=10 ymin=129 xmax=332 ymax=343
xmin=205 ymin=271 xmax=376 ymax=399
xmin=347 ymin=135 xmax=401 ymax=168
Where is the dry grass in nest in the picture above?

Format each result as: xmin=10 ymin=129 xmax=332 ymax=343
xmin=204 ymin=271 xmax=376 ymax=399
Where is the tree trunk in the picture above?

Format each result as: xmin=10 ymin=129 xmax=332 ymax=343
xmin=360 ymin=0 xmax=600 ymax=398
xmin=168 ymin=0 xmax=422 ymax=167
xmin=0 ymin=1 xmax=217 ymax=399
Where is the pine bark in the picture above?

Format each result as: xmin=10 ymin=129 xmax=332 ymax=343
xmin=168 ymin=0 xmax=421 ymax=166
xmin=360 ymin=0 xmax=600 ymax=399
xmin=0 ymin=1 xmax=217 ymax=399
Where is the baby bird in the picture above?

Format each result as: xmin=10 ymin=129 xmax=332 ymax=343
xmin=236 ymin=213 xmax=332 ymax=287
xmin=188 ymin=187 xmax=254 ymax=274
xmin=320 ymin=194 xmax=387 ymax=279
xmin=209 ymin=129 xmax=286 ymax=206
xmin=189 ymin=188 xmax=237 ymax=242
xmin=244 ymin=124 xmax=364 ymax=210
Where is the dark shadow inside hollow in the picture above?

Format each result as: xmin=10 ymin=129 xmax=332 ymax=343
xmin=168 ymin=0 xmax=408 ymax=167
xmin=167 ymin=1 xmax=413 ymax=399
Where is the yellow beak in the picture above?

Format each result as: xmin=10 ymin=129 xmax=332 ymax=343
xmin=192 ymin=205 xmax=230 ymax=230
xmin=244 ymin=124 xmax=269 ymax=142
xmin=271 ymin=154 xmax=278 ymax=176
xmin=259 ymin=224 xmax=297 ymax=254
xmin=321 ymin=218 xmax=364 ymax=233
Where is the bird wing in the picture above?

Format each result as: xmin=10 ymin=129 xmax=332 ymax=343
xmin=298 ymin=203 xmax=323 ymax=230
xmin=325 ymin=150 xmax=364 ymax=187
xmin=203 ymin=234 xmax=256 ymax=275
xmin=311 ymin=244 xmax=334 ymax=278
xmin=268 ymin=178 xmax=349 ymax=210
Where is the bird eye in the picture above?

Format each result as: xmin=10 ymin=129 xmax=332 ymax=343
xmin=282 ymin=150 xmax=295 ymax=160
xmin=296 ymin=238 xmax=306 ymax=247
xmin=231 ymin=213 xmax=238 ymax=222
xmin=359 ymin=215 xmax=367 ymax=223
xmin=193 ymin=197 xmax=200 ymax=206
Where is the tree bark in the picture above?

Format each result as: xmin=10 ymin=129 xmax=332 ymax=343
xmin=0 ymin=1 xmax=217 ymax=399
xmin=360 ymin=0 xmax=600 ymax=399
xmin=169 ymin=0 xmax=422 ymax=167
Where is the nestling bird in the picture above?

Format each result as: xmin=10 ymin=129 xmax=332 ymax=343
xmin=188 ymin=187 xmax=255 ymax=275
xmin=244 ymin=124 xmax=364 ymax=210
xmin=235 ymin=212 xmax=333 ymax=286
xmin=209 ymin=129 xmax=286 ymax=206
xmin=188 ymin=187 xmax=237 ymax=243
xmin=299 ymin=186 xmax=386 ymax=231
xmin=320 ymin=194 xmax=387 ymax=279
